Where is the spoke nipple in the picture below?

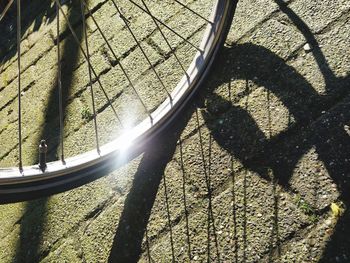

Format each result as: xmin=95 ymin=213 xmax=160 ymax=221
xmin=39 ymin=140 xmax=48 ymax=172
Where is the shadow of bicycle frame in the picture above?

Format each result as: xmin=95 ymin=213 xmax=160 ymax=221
xmin=108 ymin=1 xmax=350 ymax=262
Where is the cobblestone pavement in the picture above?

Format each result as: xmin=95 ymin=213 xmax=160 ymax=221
xmin=0 ymin=0 xmax=350 ymax=262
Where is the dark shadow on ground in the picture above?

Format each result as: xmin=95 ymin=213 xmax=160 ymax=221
xmin=107 ymin=39 xmax=349 ymax=262
xmin=108 ymin=103 xmax=195 ymax=263
xmin=203 ymin=41 xmax=349 ymax=261
xmin=13 ymin=198 xmax=47 ymax=263
xmin=0 ymin=0 xmax=60 ymax=64
xmin=11 ymin=1 xmax=85 ymax=262
xmin=3 ymin=0 xmax=348 ymax=261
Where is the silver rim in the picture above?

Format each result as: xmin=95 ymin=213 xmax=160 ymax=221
xmin=0 ymin=0 xmax=233 ymax=197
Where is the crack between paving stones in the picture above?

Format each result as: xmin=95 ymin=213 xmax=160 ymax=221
xmin=232 ymin=0 xmax=347 ymax=49
xmin=0 ymin=134 xmax=29 ymax=161
xmin=30 ymin=194 xmax=119 ymax=262
xmin=0 ymin=79 xmax=35 ymax=113
xmin=259 ymin=208 xmax=333 ymax=262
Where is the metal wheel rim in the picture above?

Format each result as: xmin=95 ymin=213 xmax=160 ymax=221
xmin=0 ymin=0 xmax=235 ymax=199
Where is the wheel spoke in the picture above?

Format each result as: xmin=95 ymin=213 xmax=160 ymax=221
xmin=0 ymin=0 xmax=14 ymax=22
xmin=174 ymin=0 xmax=212 ymax=23
xmin=54 ymin=0 xmax=123 ymax=126
xmin=56 ymin=2 xmax=65 ymax=162
xmin=140 ymin=0 xmax=188 ymax=77
xmin=80 ymin=0 xmax=100 ymax=153
xmin=17 ymin=0 xmax=22 ymax=171
xmin=111 ymin=0 xmax=172 ymax=106
xmin=82 ymin=0 xmax=154 ymax=123
xmin=126 ymin=0 xmax=202 ymax=52
xmin=0 ymin=0 xmax=236 ymax=199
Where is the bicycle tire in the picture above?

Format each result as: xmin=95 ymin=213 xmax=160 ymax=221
xmin=0 ymin=0 xmax=237 ymax=203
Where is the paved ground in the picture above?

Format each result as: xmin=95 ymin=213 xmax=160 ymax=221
xmin=0 ymin=0 xmax=350 ymax=262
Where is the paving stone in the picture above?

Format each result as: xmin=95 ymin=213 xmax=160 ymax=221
xmin=0 ymin=155 xmax=141 ymax=262
xmin=39 ymin=237 xmax=83 ymax=263
xmin=227 ymin=0 xmax=283 ymax=42
xmin=285 ymin=11 xmax=350 ymax=95
xmin=173 ymin=121 xmax=243 ymax=196
xmin=316 ymin=12 xmax=350 ymax=79
xmin=287 ymin=0 xmax=350 ymax=33
xmin=149 ymin=0 xmax=211 ymax=53
xmin=0 ymin=203 xmax=24 ymax=240
xmin=78 ymin=200 xmax=125 ymax=263
xmin=0 ymin=224 xmax=20 ymax=263
xmin=0 ymin=0 xmax=349 ymax=262
xmin=266 ymin=213 xmax=338 ymax=263
xmin=0 ymin=33 xmax=54 ymax=91
xmin=140 ymin=169 xmax=309 ymax=262
xmin=289 ymin=147 xmax=339 ymax=211
xmin=239 ymin=12 xmax=305 ymax=59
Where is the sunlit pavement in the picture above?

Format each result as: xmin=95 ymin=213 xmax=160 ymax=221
xmin=0 ymin=0 xmax=349 ymax=262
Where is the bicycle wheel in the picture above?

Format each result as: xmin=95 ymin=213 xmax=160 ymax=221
xmin=0 ymin=0 xmax=237 ymax=202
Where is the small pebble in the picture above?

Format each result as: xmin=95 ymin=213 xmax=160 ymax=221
xmin=325 ymin=219 xmax=332 ymax=226
xmin=303 ymin=43 xmax=312 ymax=52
